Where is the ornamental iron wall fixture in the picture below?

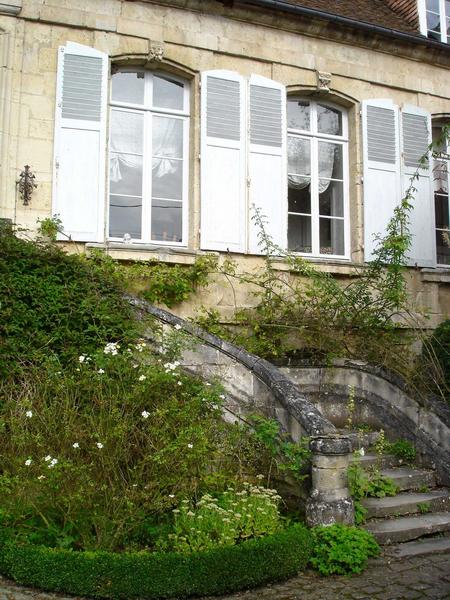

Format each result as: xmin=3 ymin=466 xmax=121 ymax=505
xmin=17 ymin=165 xmax=37 ymax=205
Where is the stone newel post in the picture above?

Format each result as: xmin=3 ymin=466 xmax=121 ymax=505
xmin=305 ymin=434 xmax=355 ymax=527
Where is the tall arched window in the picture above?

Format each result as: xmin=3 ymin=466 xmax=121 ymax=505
xmin=287 ymin=99 xmax=349 ymax=257
xmin=109 ymin=70 xmax=190 ymax=244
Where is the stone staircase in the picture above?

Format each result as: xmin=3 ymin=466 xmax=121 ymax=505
xmin=346 ymin=432 xmax=450 ymax=557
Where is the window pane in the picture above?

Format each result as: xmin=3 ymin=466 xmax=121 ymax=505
xmin=110 ymin=154 xmax=143 ymax=196
xmin=319 ymin=142 xmax=343 ymax=180
xmin=426 ymin=0 xmax=440 ymax=12
xmin=109 ymin=195 xmax=142 ymax=239
xmin=433 ymin=160 xmax=448 ymax=194
xmin=288 ymin=214 xmax=312 ymax=253
xmin=153 ymin=116 xmax=183 ymax=158
xmin=151 ymin=199 xmax=182 ymax=242
xmin=436 ymin=230 xmax=450 ymax=265
xmin=152 ymin=158 xmax=183 ymax=200
xmin=427 ymin=11 xmax=441 ymax=35
xmin=287 ymin=100 xmax=310 ymax=131
xmin=288 ymin=136 xmax=310 ymax=176
xmin=435 ymin=193 xmax=449 ymax=229
xmin=317 ymin=104 xmax=342 ymax=136
xmin=288 ymin=183 xmax=311 ymax=214
xmin=153 ymin=75 xmax=184 ymax=110
xmin=319 ymin=218 xmax=344 ymax=255
xmin=111 ymin=72 xmax=144 ymax=105
xmin=110 ymin=110 xmax=143 ymax=154
xmin=319 ymin=179 xmax=344 ymax=217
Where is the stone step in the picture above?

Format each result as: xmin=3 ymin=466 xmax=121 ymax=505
xmin=380 ymin=467 xmax=436 ymax=491
xmin=362 ymin=489 xmax=450 ymax=519
xmin=366 ymin=511 xmax=450 ymax=544
xmin=385 ymin=536 xmax=450 ymax=558
xmin=351 ymin=452 xmax=400 ymax=469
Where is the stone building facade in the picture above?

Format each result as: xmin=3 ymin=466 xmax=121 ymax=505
xmin=0 ymin=0 xmax=449 ymax=325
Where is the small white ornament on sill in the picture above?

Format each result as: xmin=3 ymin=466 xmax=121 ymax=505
xmin=123 ymin=233 xmax=132 ymax=244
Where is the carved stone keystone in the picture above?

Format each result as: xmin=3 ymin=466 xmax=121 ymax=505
xmin=305 ymin=434 xmax=355 ymax=527
xmin=316 ymin=70 xmax=332 ymax=92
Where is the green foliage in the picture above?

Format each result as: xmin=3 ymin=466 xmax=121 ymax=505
xmin=422 ymin=318 xmax=450 ymax=402
xmin=0 ymin=345 xmax=266 ymax=552
xmin=386 ymin=439 xmax=416 ymax=464
xmin=124 ymin=255 xmax=217 ymax=308
xmin=167 ymin=484 xmax=282 ymax=553
xmin=417 ymin=502 xmax=431 ymax=514
xmin=37 ymin=216 xmax=63 ymax=241
xmin=0 ymin=226 xmax=137 ymax=378
xmin=348 ymin=461 xmax=398 ymax=524
xmin=310 ymin=524 xmax=379 ymax=576
xmin=0 ymin=524 xmax=313 ymax=599
xmin=250 ymin=416 xmax=310 ymax=483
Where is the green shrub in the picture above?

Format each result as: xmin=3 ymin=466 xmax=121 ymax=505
xmin=0 ymin=226 xmax=137 ymax=377
xmin=310 ymin=524 xmax=379 ymax=576
xmin=422 ymin=319 xmax=450 ymax=402
xmin=386 ymin=439 xmax=416 ymax=464
xmin=0 ymin=524 xmax=313 ymax=599
xmin=0 ymin=345 xmax=268 ymax=552
xmin=167 ymin=483 xmax=282 ymax=553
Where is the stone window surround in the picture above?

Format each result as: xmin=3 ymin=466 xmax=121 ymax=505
xmin=418 ymin=0 xmax=450 ymax=43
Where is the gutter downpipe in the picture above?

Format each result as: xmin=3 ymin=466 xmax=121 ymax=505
xmin=236 ymin=0 xmax=450 ymax=51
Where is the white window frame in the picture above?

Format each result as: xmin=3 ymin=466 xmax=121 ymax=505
xmin=108 ymin=68 xmax=190 ymax=246
xmin=287 ymin=99 xmax=350 ymax=260
xmin=418 ymin=0 xmax=449 ymax=43
xmin=433 ymin=119 xmax=450 ymax=267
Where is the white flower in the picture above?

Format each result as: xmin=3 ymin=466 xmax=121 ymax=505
xmin=72 ymin=442 xmax=80 ymax=449
xmin=177 ymin=381 xmax=182 ymax=386
xmin=219 ymin=394 xmax=226 ymax=400
xmin=37 ymin=475 xmax=45 ymax=480
xmin=97 ymin=368 xmax=105 ymax=374
xmin=174 ymin=324 xmax=182 ymax=331
xmin=78 ymin=355 xmax=86 ymax=363
xmin=96 ymin=442 xmax=104 ymax=449
xmin=141 ymin=410 xmax=150 ymax=419
xmin=25 ymin=459 xmax=32 ymax=466
xmin=135 ymin=341 xmax=146 ymax=352
xmin=104 ymin=342 xmax=119 ymax=355
xmin=25 ymin=410 xmax=33 ymax=418
xmin=187 ymin=443 xmax=193 ymax=449
xmin=205 ymin=382 xmax=211 ymax=386
xmin=256 ymin=474 xmax=265 ymax=480
xmin=132 ymin=364 xmax=138 ymax=369
xmin=169 ymin=494 xmax=175 ymax=499
xmin=359 ymin=448 xmax=365 ymax=457
xmin=138 ymin=374 xmax=146 ymax=381
xmin=44 ymin=455 xmax=52 ymax=462
xmin=48 ymin=458 xmax=58 ymax=468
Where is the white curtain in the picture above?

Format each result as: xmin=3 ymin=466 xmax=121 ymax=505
xmin=288 ymin=138 xmax=336 ymax=193
xmin=152 ymin=118 xmax=181 ymax=181
xmin=109 ymin=111 xmax=142 ymax=184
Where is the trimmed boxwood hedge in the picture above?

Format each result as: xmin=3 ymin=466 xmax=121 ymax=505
xmin=0 ymin=524 xmax=312 ymax=599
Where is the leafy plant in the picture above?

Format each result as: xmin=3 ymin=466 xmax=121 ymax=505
xmin=167 ymin=483 xmax=282 ymax=553
xmin=348 ymin=461 xmax=398 ymax=523
xmin=417 ymin=502 xmax=431 ymax=514
xmin=37 ymin=216 xmax=63 ymax=241
xmin=310 ymin=524 xmax=379 ymax=576
xmin=422 ymin=318 xmax=450 ymax=403
xmin=249 ymin=416 xmax=310 ymax=484
xmin=386 ymin=439 xmax=416 ymax=464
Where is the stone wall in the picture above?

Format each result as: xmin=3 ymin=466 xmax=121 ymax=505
xmin=0 ymin=0 xmax=449 ymax=325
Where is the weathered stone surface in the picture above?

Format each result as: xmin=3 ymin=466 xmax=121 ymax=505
xmin=305 ymin=494 xmax=355 ymax=527
xmin=366 ymin=512 xmax=450 ymax=544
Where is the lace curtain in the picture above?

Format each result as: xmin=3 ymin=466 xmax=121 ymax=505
xmin=288 ymin=138 xmax=336 ymax=193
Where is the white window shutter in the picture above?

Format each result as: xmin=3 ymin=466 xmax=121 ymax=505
xmin=362 ymin=99 xmax=401 ymax=260
xmin=400 ymin=105 xmax=435 ymax=267
xmin=52 ymin=42 xmax=108 ymax=242
xmin=200 ymin=70 xmax=246 ymax=252
xmin=248 ymin=75 xmax=287 ymax=254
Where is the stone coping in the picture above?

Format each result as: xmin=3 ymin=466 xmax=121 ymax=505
xmin=127 ymin=296 xmax=335 ymax=437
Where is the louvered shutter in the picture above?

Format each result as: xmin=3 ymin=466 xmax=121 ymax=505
xmin=401 ymin=105 xmax=435 ymax=267
xmin=52 ymin=42 xmax=108 ymax=242
xmin=200 ymin=70 xmax=246 ymax=252
xmin=248 ymin=75 xmax=287 ymax=254
xmin=362 ymin=99 xmax=401 ymax=260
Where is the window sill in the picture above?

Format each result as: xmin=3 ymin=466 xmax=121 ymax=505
xmin=420 ymin=268 xmax=450 ymax=283
xmin=85 ymin=243 xmax=209 ymax=266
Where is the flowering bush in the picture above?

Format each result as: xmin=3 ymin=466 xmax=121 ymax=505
xmin=166 ymin=483 xmax=282 ymax=553
xmin=0 ymin=343 xmax=266 ymax=551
